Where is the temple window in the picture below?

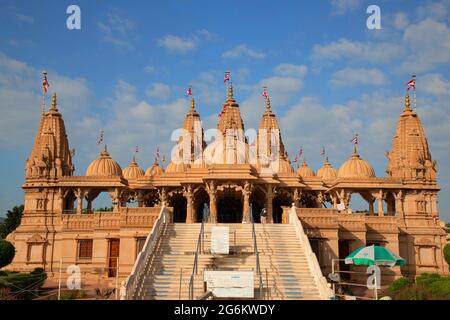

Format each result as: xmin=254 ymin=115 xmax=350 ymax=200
xmin=77 ymin=239 xmax=93 ymax=260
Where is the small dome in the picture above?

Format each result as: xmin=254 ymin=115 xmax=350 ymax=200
xmin=165 ymin=160 xmax=188 ymax=173
xmin=317 ymin=157 xmax=338 ymax=181
xmin=123 ymin=156 xmax=145 ymax=180
xmin=338 ymin=150 xmax=376 ymax=178
xmin=145 ymin=159 xmax=164 ymax=176
xmin=273 ymin=157 xmax=294 ymax=174
xmin=297 ymin=160 xmax=315 ymax=177
xmin=86 ymin=146 xmax=122 ymax=177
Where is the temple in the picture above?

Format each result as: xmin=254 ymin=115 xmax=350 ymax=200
xmin=5 ymin=83 xmax=448 ymax=293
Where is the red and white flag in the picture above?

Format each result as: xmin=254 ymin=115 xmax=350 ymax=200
xmin=298 ymin=147 xmax=303 ymax=158
xmin=262 ymin=87 xmax=268 ymax=98
xmin=406 ymin=78 xmax=416 ymax=91
xmin=42 ymin=72 xmax=50 ymax=94
xmin=293 ymin=155 xmax=298 ymax=163
xmin=186 ymin=86 xmax=192 ymax=97
xmin=97 ymin=130 xmax=104 ymax=145
xmin=224 ymin=72 xmax=230 ymax=83
xmin=155 ymin=146 xmax=160 ymax=160
xmin=351 ymin=134 xmax=359 ymax=145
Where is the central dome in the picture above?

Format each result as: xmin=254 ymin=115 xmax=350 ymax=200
xmin=85 ymin=146 xmax=122 ymax=177
xmin=317 ymin=157 xmax=338 ymax=181
xmin=338 ymin=150 xmax=375 ymax=178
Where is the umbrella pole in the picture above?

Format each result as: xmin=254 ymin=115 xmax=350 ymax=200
xmin=374 ymin=269 xmax=378 ymax=300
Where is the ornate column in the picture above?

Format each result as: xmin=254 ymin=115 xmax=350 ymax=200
xmin=242 ymin=181 xmax=252 ymax=223
xmin=108 ymin=188 xmax=122 ymax=212
xmin=266 ymin=186 xmax=274 ymax=223
xmin=293 ymin=188 xmax=302 ymax=208
xmin=372 ymin=190 xmax=385 ymax=216
xmin=184 ymin=184 xmax=194 ymax=224
xmin=159 ymin=187 xmax=168 ymax=207
xmin=394 ymin=190 xmax=404 ymax=218
xmin=74 ymin=188 xmax=84 ymax=214
xmin=206 ymin=181 xmax=218 ymax=223
xmin=331 ymin=193 xmax=338 ymax=209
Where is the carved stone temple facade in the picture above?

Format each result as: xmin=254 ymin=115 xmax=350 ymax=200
xmin=5 ymin=85 xmax=448 ymax=284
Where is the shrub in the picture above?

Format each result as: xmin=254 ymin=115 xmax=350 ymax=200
xmin=395 ymin=284 xmax=430 ymax=300
xmin=0 ymin=268 xmax=47 ymax=299
xmin=0 ymin=240 xmax=15 ymax=269
xmin=444 ymin=243 xmax=450 ymax=266
xmin=388 ymin=277 xmax=412 ymax=296
xmin=60 ymin=289 xmax=86 ymax=300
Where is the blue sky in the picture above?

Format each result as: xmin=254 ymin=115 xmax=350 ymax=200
xmin=0 ymin=0 xmax=449 ymax=221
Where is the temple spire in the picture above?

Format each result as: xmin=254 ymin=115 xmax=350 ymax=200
xmin=50 ymin=93 xmax=58 ymax=112
xmin=227 ymin=82 xmax=234 ymax=100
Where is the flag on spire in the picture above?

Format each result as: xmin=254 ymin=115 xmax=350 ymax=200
xmin=321 ymin=146 xmax=326 ymax=156
xmin=42 ymin=71 xmax=50 ymax=94
xmin=406 ymin=77 xmax=416 ymax=91
xmin=293 ymin=155 xmax=298 ymax=163
xmin=97 ymin=130 xmax=104 ymax=145
xmin=262 ymin=86 xmax=268 ymax=98
xmin=155 ymin=146 xmax=160 ymax=160
xmin=298 ymin=147 xmax=303 ymax=158
xmin=351 ymin=134 xmax=359 ymax=145
xmin=135 ymin=145 xmax=139 ymax=153
xmin=186 ymin=86 xmax=192 ymax=97
xmin=224 ymin=71 xmax=230 ymax=83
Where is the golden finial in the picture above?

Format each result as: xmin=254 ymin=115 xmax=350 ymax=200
xmin=190 ymin=97 xmax=195 ymax=112
xmin=227 ymin=82 xmax=234 ymax=100
xmin=265 ymin=96 xmax=271 ymax=112
xmin=50 ymin=93 xmax=58 ymax=111
xmin=404 ymin=93 xmax=411 ymax=112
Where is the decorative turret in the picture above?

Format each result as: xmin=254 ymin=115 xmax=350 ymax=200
xmin=25 ymin=93 xmax=74 ymax=179
xmin=123 ymin=156 xmax=145 ymax=180
xmin=217 ymin=82 xmax=245 ymax=136
xmin=297 ymin=160 xmax=316 ymax=177
xmin=338 ymin=148 xmax=375 ymax=178
xmin=386 ymin=93 xmax=436 ymax=181
xmin=86 ymin=145 xmax=122 ymax=177
xmin=317 ymin=157 xmax=338 ymax=181
xmin=257 ymin=89 xmax=292 ymax=173
xmin=145 ymin=158 xmax=164 ymax=177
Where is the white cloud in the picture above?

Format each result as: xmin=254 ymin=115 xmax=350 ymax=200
xmin=157 ymin=35 xmax=197 ymax=53
xmin=222 ymin=44 xmax=266 ymax=60
xmin=330 ymin=0 xmax=362 ymax=15
xmin=394 ymin=12 xmax=409 ymax=29
xmin=312 ymin=38 xmax=404 ymax=65
xmin=401 ymin=18 xmax=450 ymax=72
xmin=330 ymin=67 xmax=386 ymax=87
xmin=146 ymin=83 xmax=171 ymax=100
xmin=14 ymin=13 xmax=34 ymax=24
xmin=420 ymin=74 xmax=450 ymax=96
xmin=98 ymin=10 xmax=135 ymax=49
xmin=416 ymin=1 xmax=450 ymax=21
xmin=274 ymin=64 xmax=308 ymax=77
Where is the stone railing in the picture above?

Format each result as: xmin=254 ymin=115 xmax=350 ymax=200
xmin=289 ymin=205 xmax=333 ymax=300
xmin=125 ymin=206 xmax=170 ymax=299
xmin=61 ymin=206 xmax=164 ymax=231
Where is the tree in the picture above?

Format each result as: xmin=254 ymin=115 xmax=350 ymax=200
xmin=0 ymin=240 xmax=15 ymax=269
xmin=0 ymin=205 xmax=24 ymax=239
xmin=444 ymin=243 xmax=450 ymax=267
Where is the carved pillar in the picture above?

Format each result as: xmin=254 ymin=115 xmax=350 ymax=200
xmin=293 ymin=188 xmax=302 ymax=208
xmin=242 ymin=181 xmax=252 ymax=223
xmin=159 ymin=187 xmax=168 ymax=207
xmin=373 ymin=190 xmax=385 ymax=216
xmin=394 ymin=190 xmax=404 ymax=218
xmin=184 ymin=185 xmax=194 ymax=224
xmin=266 ymin=186 xmax=274 ymax=224
xmin=74 ymin=188 xmax=83 ymax=214
xmin=331 ymin=193 xmax=338 ymax=209
xmin=207 ymin=181 xmax=217 ymax=223
xmin=108 ymin=188 xmax=121 ymax=212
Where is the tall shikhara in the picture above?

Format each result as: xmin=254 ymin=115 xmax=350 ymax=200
xmin=386 ymin=93 xmax=437 ymax=182
xmin=25 ymin=93 xmax=74 ymax=179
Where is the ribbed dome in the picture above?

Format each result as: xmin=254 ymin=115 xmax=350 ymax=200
xmin=85 ymin=146 xmax=122 ymax=177
xmin=274 ymin=157 xmax=294 ymax=174
xmin=297 ymin=161 xmax=315 ymax=177
xmin=145 ymin=159 xmax=164 ymax=176
xmin=123 ymin=157 xmax=145 ymax=180
xmin=165 ymin=160 xmax=188 ymax=173
xmin=338 ymin=150 xmax=376 ymax=178
xmin=317 ymin=157 xmax=338 ymax=181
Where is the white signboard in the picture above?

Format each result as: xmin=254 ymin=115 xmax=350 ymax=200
xmin=211 ymin=226 xmax=229 ymax=254
xmin=204 ymin=271 xmax=254 ymax=298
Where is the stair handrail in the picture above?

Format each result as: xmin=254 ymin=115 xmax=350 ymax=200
xmin=289 ymin=204 xmax=333 ymax=300
xmin=250 ymin=204 xmax=264 ymax=299
xmin=188 ymin=212 xmax=205 ymax=299
xmin=125 ymin=206 xmax=169 ymax=299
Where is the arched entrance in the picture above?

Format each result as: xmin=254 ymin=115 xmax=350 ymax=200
xmin=273 ymin=191 xmax=292 ymax=223
xmin=250 ymin=187 xmax=266 ymax=223
xmin=169 ymin=193 xmax=187 ymax=222
xmin=194 ymin=188 xmax=210 ymax=222
xmin=217 ymin=187 xmax=243 ymax=223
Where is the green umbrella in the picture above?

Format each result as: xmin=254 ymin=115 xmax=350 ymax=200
xmin=345 ymin=245 xmax=406 ymax=267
